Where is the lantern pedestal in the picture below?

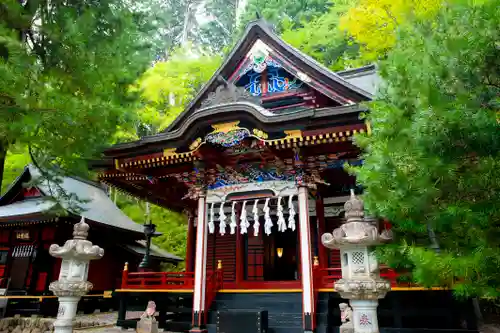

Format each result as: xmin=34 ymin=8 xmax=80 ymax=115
xmin=49 ymin=218 xmax=104 ymax=333
xmin=350 ymin=299 xmax=380 ymax=333
xmin=321 ymin=190 xmax=393 ymax=333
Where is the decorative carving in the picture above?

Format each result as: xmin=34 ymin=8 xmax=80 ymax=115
xmin=359 ymin=313 xmax=372 ymax=327
xmin=334 ymin=278 xmax=391 ymax=300
xmin=206 ymin=128 xmax=251 ymax=148
xmin=321 ymin=190 xmax=393 ymax=248
xmin=137 ymin=301 xmax=159 ymax=333
xmin=206 ymin=163 xmax=294 ymax=190
xmin=339 ymin=303 xmax=354 ymax=333
xmin=340 ymin=303 xmax=353 ymax=323
xmin=49 ymin=280 xmax=93 ymax=297
xmin=182 ymin=186 xmax=205 ymax=201
xmin=200 ymin=84 xmax=260 ymax=108
xmin=141 ymin=301 xmax=157 ymax=320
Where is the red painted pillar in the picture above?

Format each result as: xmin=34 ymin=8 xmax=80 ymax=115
xmin=185 ymin=211 xmax=196 ymax=272
xmin=191 ymin=192 xmax=208 ymax=333
xmin=315 ymin=196 xmax=328 ymax=269
xmin=298 ymin=185 xmax=315 ymax=333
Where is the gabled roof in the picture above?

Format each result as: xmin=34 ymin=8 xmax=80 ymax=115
xmin=126 ymin=240 xmax=183 ymax=263
xmin=164 ymin=19 xmax=373 ymax=134
xmin=0 ymin=165 xmax=145 ymax=234
xmin=336 ymin=64 xmax=380 ymax=96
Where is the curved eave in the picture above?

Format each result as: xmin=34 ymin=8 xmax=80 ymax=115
xmin=103 ymin=103 xmax=367 ymax=158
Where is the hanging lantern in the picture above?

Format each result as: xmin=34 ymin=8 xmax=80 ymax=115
xmin=276 ymin=248 xmax=284 ymax=258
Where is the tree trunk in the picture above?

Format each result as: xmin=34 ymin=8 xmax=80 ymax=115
xmin=0 ymin=141 xmax=8 ymax=194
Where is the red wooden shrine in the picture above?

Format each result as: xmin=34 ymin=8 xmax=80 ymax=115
xmin=92 ymin=20 xmax=477 ymax=333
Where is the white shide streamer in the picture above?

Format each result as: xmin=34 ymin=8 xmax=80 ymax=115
xmin=219 ymin=202 xmax=227 ymax=235
xmin=288 ymin=195 xmax=296 ymax=231
xmin=277 ymin=196 xmax=287 ymax=232
xmin=264 ymin=198 xmax=272 ymax=235
xmin=240 ymin=201 xmax=249 ymax=234
xmin=208 ymin=202 xmax=215 ymax=234
xmin=230 ymin=201 xmax=237 ymax=235
xmin=252 ymin=199 xmax=260 ymax=236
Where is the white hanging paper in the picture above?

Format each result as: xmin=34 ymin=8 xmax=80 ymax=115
xmin=277 ymin=196 xmax=287 ymax=232
xmin=288 ymin=195 xmax=296 ymax=231
xmin=264 ymin=198 xmax=272 ymax=235
xmin=208 ymin=202 xmax=215 ymax=234
xmin=240 ymin=201 xmax=249 ymax=234
xmin=230 ymin=202 xmax=237 ymax=235
xmin=252 ymin=199 xmax=260 ymax=237
xmin=219 ymin=202 xmax=227 ymax=235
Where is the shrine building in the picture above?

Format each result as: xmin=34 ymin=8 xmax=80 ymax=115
xmin=92 ymin=20 xmax=478 ymax=333
xmin=0 ymin=165 xmax=181 ymax=316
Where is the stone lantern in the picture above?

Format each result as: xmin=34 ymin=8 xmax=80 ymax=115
xmin=49 ymin=217 xmax=104 ymax=333
xmin=321 ymin=190 xmax=393 ymax=333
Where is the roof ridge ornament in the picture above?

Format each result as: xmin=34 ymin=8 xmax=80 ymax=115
xmin=200 ymin=83 xmax=261 ymax=109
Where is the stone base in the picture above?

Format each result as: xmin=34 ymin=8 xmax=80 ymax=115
xmin=340 ymin=322 xmax=354 ymax=333
xmin=350 ymin=299 xmax=379 ymax=333
xmin=136 ymin=318 xmax=158 ymax=333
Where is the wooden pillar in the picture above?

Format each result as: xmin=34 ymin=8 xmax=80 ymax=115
xmin=191 ymin=192 xmax=208 ymax=332
xmin=298 ymin=185 xmax=315 ymax=333
xmin=235 ymin=227 xmax=244 ymax=284
xmin=185 ymin=211 xmax=196 ymax=272
xmin=315 ymin=196 xmax=328 ymax=269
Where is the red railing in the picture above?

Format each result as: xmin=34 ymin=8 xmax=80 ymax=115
xmin=204 ymin=268 xmax=223 ymax=323
xmin=121 ymin=270 xmax=195 ymax=290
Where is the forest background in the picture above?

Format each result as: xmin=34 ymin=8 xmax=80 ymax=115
xmin=1 ymin=0 xmax=498 ymax=297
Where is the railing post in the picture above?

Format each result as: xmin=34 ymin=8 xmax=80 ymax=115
xmin=121 ymin=262 xmax=128 ymax=289
xmin=217 ymin=260 xmax=223 ymax=289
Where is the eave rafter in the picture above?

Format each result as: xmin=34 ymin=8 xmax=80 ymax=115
xmin=97 ymin=121 xmax=370 ymax=179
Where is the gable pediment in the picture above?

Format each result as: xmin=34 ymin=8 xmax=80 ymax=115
xmin=165 ymin=20 xmax=373 ymax=133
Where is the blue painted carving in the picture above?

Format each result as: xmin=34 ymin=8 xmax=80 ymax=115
xmin=244 ymin=67 xmax=304 ymax=97
xmin=207 ymin=163 xmax=295 ymax=190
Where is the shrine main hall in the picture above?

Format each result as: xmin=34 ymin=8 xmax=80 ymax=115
xmin=92 ymin=20 xmax=478 ymax=333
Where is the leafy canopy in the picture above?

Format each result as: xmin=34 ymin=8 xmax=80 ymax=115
xmin=353 ymin=0 xmax=500 ymax=297
xmin=126 ymin=47 xmax=222 ymax=136
xmin=280 ymin=0 xmax=363 ymax=71
xmin=0 ymin=0 xmax=157 ymax=181
xmin=339 ymin=0 xmax=443 ymax=63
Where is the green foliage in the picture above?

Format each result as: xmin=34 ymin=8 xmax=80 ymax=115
xmin=280 ymin=0 xmax=364 ymax=71
xmin=126 ymin=47 xmax=222 ymax=135
xmin=196 ymin=0 xmax=239 ymax=54
xmin=339 ymin=0 xmax=443 ymax=63
xmin=0 ymin=146 xmax=30 ymax=194
xmin=239 ymin=0 xmax=332 ymax=32
xmin=353 ymin=0 xmax=500 ymax=297
xmin=0 ymin=0 xmax=158 ymax=183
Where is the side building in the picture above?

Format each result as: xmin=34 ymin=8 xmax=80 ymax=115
xmin=0 ymin=164 xmax=182 ymax=316
xmin=92 ymin=20 xmax=478 ymax=333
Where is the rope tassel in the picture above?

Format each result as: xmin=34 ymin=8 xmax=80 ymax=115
xmin=253 ymin=199 xmax=260 ymax=236
xmin=219 ymin=202 xmax=227 ymax=235
xmin=230 ymin=202 xmax=237 ymax=235
xmin=277 ymin=196 xmax=287 ymax=232
xmin=288 ymin=195 xmax=296 ymax=231
xmin=264 ymin=198 xmax=272 ymax=235
xmin=208 ymin=202 xmax=215 ymax=234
